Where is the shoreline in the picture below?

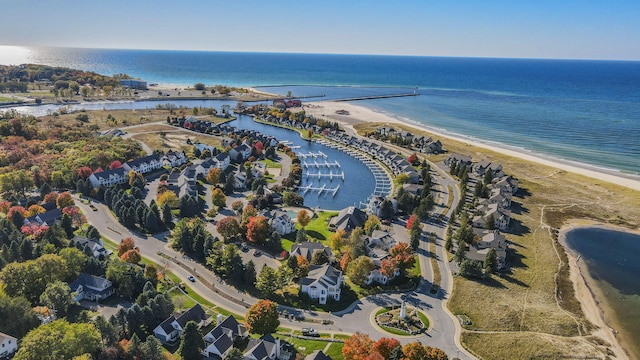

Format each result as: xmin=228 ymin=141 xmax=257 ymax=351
xmin=303 ymin=100 xmax=640 ymax=192
xmin=558 ymin=220 xmax=639 ymax=360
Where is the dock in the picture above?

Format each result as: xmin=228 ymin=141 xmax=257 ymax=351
xmin=332 ymin=93 xmax=419 ymax=102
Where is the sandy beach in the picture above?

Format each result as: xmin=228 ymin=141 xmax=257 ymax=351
xmin=303 ymin=101 xmax=640 ymax=192
xmin=559 ymin=220 xmax=639 ymax=360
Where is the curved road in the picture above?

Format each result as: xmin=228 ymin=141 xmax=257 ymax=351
xmin=77 ymin=141 xmax=474 ymax=359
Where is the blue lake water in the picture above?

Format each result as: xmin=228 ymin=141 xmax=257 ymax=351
xmin=230 ymin=115 xmax=376 ymax=210
xmin=565 ymin=227 xmax=640 ymax=358
xmin=3 ymin=47 xmax=640 ymax=175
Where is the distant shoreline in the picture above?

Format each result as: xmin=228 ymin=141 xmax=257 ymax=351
xmin=303 ymin=100 xmax=640 ymax=191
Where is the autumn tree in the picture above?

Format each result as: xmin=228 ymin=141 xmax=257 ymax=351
xmin=295 ymin=255 xmax=310 ymax=278
xmin=364 ymin=215 xmax=381 ymax=235
xmin=245 ymin=299 xmax=279 ymax=335
xmin=25 ymin=205 xmax=46 ymax=217
xmin=231 ymin=200 xmax=243 ymax=214
xmin=379 ymin=258 xmax=398 ymax=279
xmin=372 ymin=337 xmax=401 ymax=359
xmin=117 ymin=237 xmax=136 ymax=257
xmin=77 ymin=166 xmax=93 ymax=179
xmin=330 ymin=229 xmax=346 ymax=252
xmin=121 ymin=249 xmax=142 ymax=264
xmin=246 ymin=216 xmax=270 ymax=243
xmin=206 ymin=168 xmax=221 ymax=184
xmin=211 ymin=188 xmax=227 ymax=208
xmin=339 ymin=252 xmax=352 ymax=271
xmin=347 ymin=256 xmax=375 ymax=286
xmin=390 ymin=242 xmax=415 ymax=271
xmin=216 ymin=216 xmax=241 ymax=241
xmin=407 ymin=153 xmax=419 ymax=165
xmin=296 ymin=209 xmax=311 ymax=228
xmin=342 ymin=332 xmax=374 ymax=360
xmin=56 ymin=191 xmax=75 ymax=208
xmin=157 ymin=190 xmax=178 ymax=208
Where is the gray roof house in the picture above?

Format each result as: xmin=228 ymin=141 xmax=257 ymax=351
xmin=69 ymin=273 xmax=115 ymax=302
xmin=306 ymin=351 xmax=332 ymax=360
xmin=203 ymin=314 xmax=248 ymax=359
xmin=300 ymin=264 xmax=343 ymax=305
xmin=329 ymin=206 xmax=367 ymax=233
xmin=244 ymin=334 xmax=281 ymax=360
xmin=153 ymin=304 xmax=212 ymax=344
xmin=290 ymin=241 xmax=332 ymax=262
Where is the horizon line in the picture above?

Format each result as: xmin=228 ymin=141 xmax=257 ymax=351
xmin=2 ymin=44 xmax=639 ymax=63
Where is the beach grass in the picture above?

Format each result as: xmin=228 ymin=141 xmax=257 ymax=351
xmin=354 ymin=121 xmax=640 ymax=358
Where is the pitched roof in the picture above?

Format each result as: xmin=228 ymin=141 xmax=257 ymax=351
xmin=175 ymin=304 xmax=209 ymax=328
xmin=93 ymin=167 xmax=126 ymax=180
xmin=125 ymin=154 xmax=161 ymax=168
xmin=305 ymin=264 xmax=342 ymax=287
xmin=290 ymin=241 xmax=331 ymax=262
xmin=306 ymin=350 xmax=332 ymax=360
xmin=329 ymin=206 xmax=367 ymax=232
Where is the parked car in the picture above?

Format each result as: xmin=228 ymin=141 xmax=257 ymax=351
xmin=302 ymin=328 xmax=319 ymax=337
xmin=253 ymin=250 xmax=262 ymax=257
xmin=187 ymin=276 xmax=196 ymax=282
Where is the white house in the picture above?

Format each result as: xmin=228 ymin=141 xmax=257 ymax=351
xmin=214 ymin=152 xmax=231 ymax=171
xmin=123 ymin=154 xmax=162 ymax=174
xmin=162 ymin=150 xmax=188 ymax=168
xmin=260 ymin=210 xmax=295 ymax=236
xmin=69 ymin=273 xmax=115 ymax=302
xmin=203 ymin=314 xmax=247 ymax=359
xmin=73 ymin=235 xmax=111 ymax=259
xmin=89 ymin=167 xmax=127 ymax=188
xmin=300 ymin=264 xmax=343 ymax=304
xmin=195 ymin=158 xmax=217 ymax=177
xmin=364 ymin=230 xmax=399 ymax=285
xmin=0 ymin=332 xmax=17 ymax=359
xmin=153 ymin=304 xmax=212 ymax=344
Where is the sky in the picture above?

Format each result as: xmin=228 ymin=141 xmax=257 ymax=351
xmin=0 ymin=0 xmax=639 ymax=60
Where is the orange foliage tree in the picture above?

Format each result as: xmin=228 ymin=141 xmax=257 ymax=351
xmin=372 ymin=338 xmax=400 ymax=359
xmin=120 ymin=249 xmax=141 ymax=264
xmin=342 ymin=332 xmax=374 ymax=360
xmin=56 ymin=191 xmax=75 ymax=208
xmin=246 ymin=216 xmax=270 ymax=243
xmin=117 ymin=237 xmax=136 ymax=257
xmin=296 ymin=209 xmax=311 ymax=228
xmin=390 ymin=242 xmax=415 ymax=271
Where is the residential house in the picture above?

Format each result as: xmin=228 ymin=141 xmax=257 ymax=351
xmin=154 ymin=304 xmax=212 ymax=344
xmin=0 ymin=332 xmax=18 ymax=359
xmin=162 ymin=150 xmax=188 ymax=168
xmin=123 ymin=154 xmax=162 ymax=174
xmin=203 ymin=314 xmax=248 ymax=359
xmin=290 ymin=241 xmax=332 ymax=262
xmin=244 ymin=334 xmax=281 ymax=360
xmin=402 ymin=183 xmax=423 ymax=197
xmin=300 ymin=264 xmax=343 ymax=304
xmin=473 ymin=203 xmax=511 ymax=230
xmin=89 ymin=167 xmax=127 ymax=188
xmin=364 ymin=230 xmax=399 ymax=285
xmin=69 ymin=273 xmax=115 ymax=302
xmin=422 ymin=139 xmax=443 ymax=154
xmin=167 ymin=165 xmax=199 ymax=199
xmin=214 ymin=152 xmax=231 ymax=171
xmin=234 ymin=170 xmax=247 ymax=190
xmin=329 ymin=206 xmax=367 ymax=233
xmin=444 ymin=153 xmax=472 ymax=168
xmin=260 ymin=210 xmax=295 ymax=236
xmin=25 ymin=208 xmax=62 ymax=226
xmin=465 ymin=230 xmax=508 ymax=269
xmin=73 ymin=235 xmax=111 ymax=259
xmin=229 ymin=144 xmax=251 ymax=162
xmin=195 ymin=158 xmax=217 ymax=177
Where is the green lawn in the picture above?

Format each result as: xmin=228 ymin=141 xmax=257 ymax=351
xmin=299 ymin=211 xmax=338 ymax=241
xmin=281 ymin=239 xmax=295 ymax=252
xmin=283 ymin=337 xmax=329 ymax=356
xmin=261 ymin=158 xmax=283 ymax=168
xmin=324 ymin=342 xmax=345 ymax=359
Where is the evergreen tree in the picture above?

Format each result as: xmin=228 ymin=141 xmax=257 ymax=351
xmin=128 ymin=333 xmax=142 ymax=360
xmin=162 ymin=202 xmax=173 ymax=225
xmin=39 ymin=182 xmax=52 ymax=196
xmin=244 ymin=260 xmax=257 ymax=286
xmin=60 ymin=213 xmax=74 ymax=238
xmin=177 ymin=321 xmax=204 ymax=360
xmin=141 ymin=335 xmax=164 ymax=360
xmin=144 ymin=211 xmax=158 ymax=233
xmin=484 ymin=248 xmax=498 ymax=277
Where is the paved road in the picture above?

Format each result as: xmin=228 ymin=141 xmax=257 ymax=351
xmin=76 ymin=137 xmax=474 ymax=359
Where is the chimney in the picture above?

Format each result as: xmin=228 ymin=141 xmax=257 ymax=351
xmin=217 ymin=314 xmax=223 ymax=326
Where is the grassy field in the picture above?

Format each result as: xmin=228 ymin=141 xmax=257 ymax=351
xmin=299 ymin=211 xmax=338 ymax=241
xmin=353 ymin=122 xmax=640 ymax=359
xmin=131 ymin=131 xmax=222 ymax=154
xmin=324 ymin=342 xmax=345 ymax=359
